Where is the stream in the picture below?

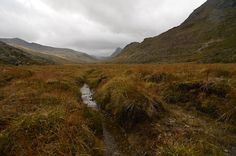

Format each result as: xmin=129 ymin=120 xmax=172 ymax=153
xmin=80 ymin=84 xmax=134 ymax=156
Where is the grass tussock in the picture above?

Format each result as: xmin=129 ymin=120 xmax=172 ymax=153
xmin=83 ymin=69 xmax=107 ymax=88
xmin=164 ymin=81 xmax=236 ymax=122
xmin=96 ymin=76 xmax=164 ymax=127
xmin=82 ymin=107 xmax=103 ymax=137
xmin=0 ymin=107 xmax=104 ymax=156
xmin=132 ymin=69 xmax=177 ymax=84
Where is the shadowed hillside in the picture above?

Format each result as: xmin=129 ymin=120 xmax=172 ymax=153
xmin=0 ymin=41 xmax=54 ymax=65
xmin=0 ymin=38 xmax=97 ymax=64
xmin=113 ymin=0 xmax=236 ymax=63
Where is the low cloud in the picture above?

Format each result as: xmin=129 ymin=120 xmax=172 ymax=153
xmin=0 ymin=0 xmax=206 ymax=56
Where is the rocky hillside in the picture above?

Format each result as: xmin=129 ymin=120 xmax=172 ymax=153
xmin=0 ymin=38 xmax=97 ymax=64
xmin=110 ymin=47 xmax=123 ymax=57
xmin=113 ymin=0 xmax=236 ymax=63
xmin=0 ymin=41 xmax=54 ymax=65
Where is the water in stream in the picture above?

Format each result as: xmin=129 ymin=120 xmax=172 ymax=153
xmin=80 ymin=84 xmax=134 ymax=156
xmin=81 ymin=84 xmax=97 ymax=109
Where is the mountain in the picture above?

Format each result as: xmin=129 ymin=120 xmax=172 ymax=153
xmin=0 ymin=38 xmax=97 ymax=64
xmin=90 ymin=48 xmax=123 ymax=61
xmin=113 ymin=0 xmax=236 ymax=63
xmin=0 ymin=41 xmax=54 ymax=65
xmin=110 ymin=47 xmax=123 ymax=57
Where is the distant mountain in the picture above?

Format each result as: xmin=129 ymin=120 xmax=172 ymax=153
xmin=90 ymin=48 xmax=123 ymax=61
xmin=113 ymin=0 xmax=236 ymax=63
xmin=0 ymin=38 xmax=97 ymax=64
xmin=110 ymin=47 xmax=123 ymax=57
xmin=0 ymin=41 xmax=54 ymax=65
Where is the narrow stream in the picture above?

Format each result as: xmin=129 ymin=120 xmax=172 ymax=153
xmin=80 ymin=84 xmax=133 ymax=156
xmin=81 ymin=84 xmax=97 ymax=109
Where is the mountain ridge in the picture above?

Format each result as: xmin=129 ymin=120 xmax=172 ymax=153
xmin=111 ymin=47 xmax=123 ymax=57
xmin=0 ymin=38 xmax=97 ymax=64
xmin=113 ymin=0 xmax=236 ymax=63
xmin=0 ymin=41 xmax=54 ymax=65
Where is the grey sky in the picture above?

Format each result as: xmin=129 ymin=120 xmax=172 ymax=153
xmin=0 ymin=0 xmax=206 ymax=56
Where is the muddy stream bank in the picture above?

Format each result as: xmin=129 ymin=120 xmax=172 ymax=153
xmin=80 ymin=84 xmax=136 ymax=156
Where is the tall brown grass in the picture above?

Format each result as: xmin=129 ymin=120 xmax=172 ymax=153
xmin=0 ymin=64 xmax=236 ymax=155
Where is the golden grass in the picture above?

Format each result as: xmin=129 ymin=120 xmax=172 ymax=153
xmin=0 ymin=65 xmax=104 ymax=156
xmin=0 ymin=64 xmax=236 ymax=155
xmin=81 ymin=64 xmax=236 ymax=155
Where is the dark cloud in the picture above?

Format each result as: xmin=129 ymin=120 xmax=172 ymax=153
xmin=0 ymin=0 xmax=206 ymax=56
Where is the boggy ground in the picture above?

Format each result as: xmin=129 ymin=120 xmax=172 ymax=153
xmin=0 ymin=64 xmax=236 ymax=155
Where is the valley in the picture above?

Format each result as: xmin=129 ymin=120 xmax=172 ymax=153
xmin=0 ymin=0 xmax=235 ymax=155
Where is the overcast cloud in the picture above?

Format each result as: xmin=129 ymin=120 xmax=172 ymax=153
xmin=0 ymin=0 xmax=206 ymax=56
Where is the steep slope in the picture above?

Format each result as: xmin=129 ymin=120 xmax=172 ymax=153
xmin=0 ymin=41 xmax=54 ymax=65
xmin=113 ymin=0 xmax=236 ymax=63
xmin=110 ymin=47 xmax=123 ymax=57
xmin=0 ymin=38 xmax=97 ymax=63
